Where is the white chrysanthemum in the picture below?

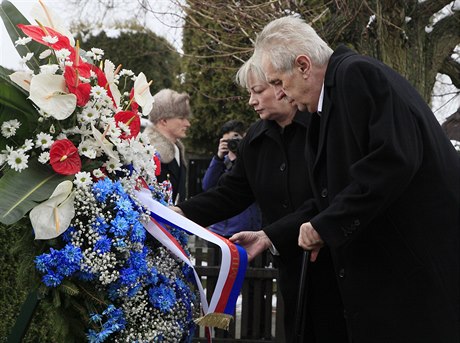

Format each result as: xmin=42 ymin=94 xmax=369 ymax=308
xmin=1 ymin=119 xmax=21 ymax=138
xmin=92 ymin=168 xmax=105 ymax=178
xmin=78 ymin=106 xmax=100 ymax=123
xmin=119 ymin=69 xmax=134 ymax=77
xmin=35 ymin=132 xmax=54 ymax=150
xmin=105 ymin=157 xmax=122 ymax=173
xmin=21 ymin=52 xmax=34 ymax=63
xmin=55 ymin=48 xmax=71 ymax=61
xmin=20 ymin=139 xmax=34 ymax=152
xmin=39 ymin=49 xmax=52 ymax=59
xmin=78 ymin=140 xmax=98 ymax=159
xmin=39 ymin=64 xmax=60 ymax=74
xmin=74 ymin=171 xmax=93 ymax=188
xmin=14 ymin=36 xmax=32 ymax=46
xmin=90 ymin=85 xmax=108 ymax=99
xmin=91 ymin=47 xmax=104 ymax=56
xmin=38 ymin=151 xmax=50 ymax=164
xmin=7 ymin=149 xmax=29 ymax=171
xmin=42 ymin=35 xmax=58 ymax=44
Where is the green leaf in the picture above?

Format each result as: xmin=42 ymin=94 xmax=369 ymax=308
xmin=0 ymin=0 xmax=47 ymax=73
xmin=0 ymin=161 xmax=72 ymax=225
xmin=0 ymin=72 xmax=36 ymax=115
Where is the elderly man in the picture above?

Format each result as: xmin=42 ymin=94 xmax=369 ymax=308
xmin=232 ymin=16 xmax=460 ymax=343
xmin=144 ymin=89 xmax=191 ymax=204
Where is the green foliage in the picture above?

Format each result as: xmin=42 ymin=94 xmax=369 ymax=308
xmin=77 ymin=29 xmax=181 ymax=95
xmin=0 ymin=161 xmax=72 ymax=225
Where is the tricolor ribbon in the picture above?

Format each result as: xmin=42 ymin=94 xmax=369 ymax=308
xmin=134 ymin=187 xmax=248 ymax=331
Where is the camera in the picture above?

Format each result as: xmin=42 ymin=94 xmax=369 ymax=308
xmin=226 ymin=138 xmax=242 ymax=153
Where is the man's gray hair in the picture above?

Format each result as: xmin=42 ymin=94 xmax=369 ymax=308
xmin=254 ymin=16 xmax=333 ymax=73
xmin=235 ymin=55 xmax=266 ymax=89
xmin=148 ymin=89 xmax=191 ymax=124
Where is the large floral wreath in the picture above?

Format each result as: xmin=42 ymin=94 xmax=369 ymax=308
xmin=0 ymin=1 xmax=199 ymax=341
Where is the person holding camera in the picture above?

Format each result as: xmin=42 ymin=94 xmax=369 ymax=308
xmin=202 ymin=120 xmax=262 ymax=238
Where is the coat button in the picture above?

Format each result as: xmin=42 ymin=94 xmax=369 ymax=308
xmin=338 ymin=268 xmax=345 ymax=278
xmin=281 ymin=200 xmax=288 ymax=209
xmin=280 ymin=163 xmax=286 ymax=171
xmin=321 ymin=188 xmax=328 ymax=198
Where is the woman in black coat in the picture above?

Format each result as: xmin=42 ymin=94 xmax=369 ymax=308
xmin=254 ymin=16 xmax=460 ymax=343
xmin=175 ymin=58 xmax=347 ymax=343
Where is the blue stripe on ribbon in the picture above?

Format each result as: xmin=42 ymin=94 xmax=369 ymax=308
xmin=223 ymin=244 xmax=248 ymax=315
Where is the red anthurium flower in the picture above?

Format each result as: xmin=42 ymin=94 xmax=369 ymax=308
xmin=129 ymin=88 xmax=139 ymax=114
xmin=49 ymin=139 xmax=81 ymax=175
xmin=18 ymin=24 xmax=72 ymax=51
xmin=114 ymin=111 xmax=141 ymax=139
xmin=153 ymin=153 xmax=161 ymax=176
xmin=64 ymin=66 xmax=91 ymax=106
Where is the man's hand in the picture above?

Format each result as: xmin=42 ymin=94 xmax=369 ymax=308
xmin=217 ymin=137 xmax=229 ymax=159
xmin=170 ymin=206 xmax=185 ymax=216
xmin=229 ymin=230 xmax=271 ymax=261
xmin=298 ymin=222 xmax=323 ymax=262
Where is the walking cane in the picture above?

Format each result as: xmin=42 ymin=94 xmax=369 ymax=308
xmin=294 ymin=249 xmax=311 ymax=343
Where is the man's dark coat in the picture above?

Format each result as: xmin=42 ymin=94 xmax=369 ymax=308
xmin=308 ymin=46 xmax=460 ymax=343
xmin=178 ymin=112 xmax=347 ymax=342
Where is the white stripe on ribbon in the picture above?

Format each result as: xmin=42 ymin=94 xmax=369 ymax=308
xmin=135 ymin=188 xmax=232 ymax=315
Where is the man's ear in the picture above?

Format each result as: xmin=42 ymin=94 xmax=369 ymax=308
xmin=295 ymin=55 xmax=311 ymax=76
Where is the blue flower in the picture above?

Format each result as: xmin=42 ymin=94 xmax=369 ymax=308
xmin=94 ymin=236 xmax=112 ymax=254
xmin=92 ymin=178 xmax=114 ymax=203
xmin=146 ymin=267 xmax=159 ymax=285
xmin=61 ymin=226 xmax=76 ymax=242
xmin=35 ymin=253 xmax=52 ymax=273
xmin=42 ymin=270 xmax=63 ymax=287
xmin=110 ymin=215 xmax=130 ymax=237
xmin=93 ymin=216 xmax=109 ymax=235
xmin=148 ymin=284 xmax=176 ymax=313
xmin=115 ymin=195 xmax=133 ymax=213
xmin=120 ymin=267 xmax=138 ymax=286
xmin=62 ymin=244 xmax=83 ymax=264
xmin=130 ymin=222 xmax=146 ymax=243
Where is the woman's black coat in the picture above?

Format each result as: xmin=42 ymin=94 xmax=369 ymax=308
xmin=307 ymin=46 xmax=460 ymax=343
xmin=178 ymin=112 xmax=347 ymax=342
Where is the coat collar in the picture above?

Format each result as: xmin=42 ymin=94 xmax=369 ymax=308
xmin=248 ymin=110 xmax=309 ymax=144
xmin=310 ymin=45 xmax=357 ymax=170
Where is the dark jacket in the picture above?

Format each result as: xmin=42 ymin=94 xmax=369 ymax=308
xmin=144 ymin=126 xmax=187 ymax=204
xmin=178 ymin=112 xmax=347 ymax=342
xmin=308 ymin=46 xmax=460 ymax=343
xmin=201 ymin=156 xmax=261 ymax=237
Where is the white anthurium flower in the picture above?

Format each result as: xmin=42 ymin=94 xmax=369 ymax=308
xmin=104 ymin=60 xmax=121 ymax=108
xmin=30 ymin=3 xmax=75 ymax=46
xmin=30 ymin=180 xmax=76 ymax=240
xmin=91 ymin=124 xmax=117 ymax=159
xmin=133 ymin=72 xmax=154 ymax=115
xmin=29 ymin=74 xmax=77 ymax=120
xmin=9 ymin=71 xmax=33 ymax=92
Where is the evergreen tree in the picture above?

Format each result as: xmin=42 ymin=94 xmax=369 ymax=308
xmin=77 ymin=28 xmax=181 ymax=95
